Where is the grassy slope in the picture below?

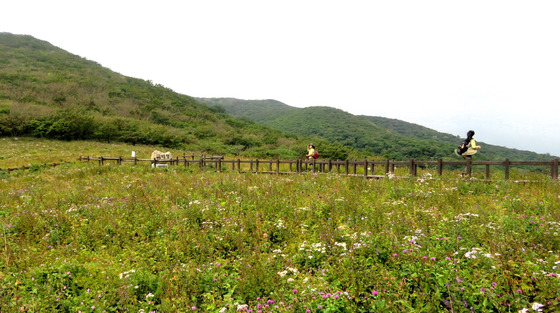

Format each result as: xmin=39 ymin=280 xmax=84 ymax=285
xmin=0 ymin=33 xmax=313 ymax=158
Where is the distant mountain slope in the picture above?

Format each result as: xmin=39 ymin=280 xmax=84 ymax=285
xmin=359 ymin=116 xmax=459 ymax=143
xmin=196 ymin=98 xmax=297 ymax=123
xmin=198 ymin=97 xmax=555 ymax=161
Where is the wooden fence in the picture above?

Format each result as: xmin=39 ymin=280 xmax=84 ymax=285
xmin=0 ymin=162 xmax=69 ymax=173
xmin=78 ymin=156 xmax=560 ymax=180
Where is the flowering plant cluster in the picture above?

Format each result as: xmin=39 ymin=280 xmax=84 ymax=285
xmin=1 ymin=150 xmax=559 ymax=312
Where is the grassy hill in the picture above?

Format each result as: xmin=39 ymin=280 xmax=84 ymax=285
xmin=0 ymin=33 xmax=327 ymax=159
xmin=198 ymin=97 xmax=556 ymax=161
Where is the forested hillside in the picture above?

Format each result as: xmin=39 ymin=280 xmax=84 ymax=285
xmin=198 ymin=98 xmax=556 ymax=161
xmin=0 ymin=33 xmax=339 ymax=159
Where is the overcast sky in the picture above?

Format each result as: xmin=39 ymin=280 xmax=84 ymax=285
xmin=2 ymin=1 xmax=559 ymax=156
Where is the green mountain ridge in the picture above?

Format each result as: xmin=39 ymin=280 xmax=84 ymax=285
xmin=197 ymin=97 xmax=557 ymax=161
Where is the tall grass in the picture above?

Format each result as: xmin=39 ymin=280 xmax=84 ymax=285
xmin=1 ymin=139 xmax=559 ymax=312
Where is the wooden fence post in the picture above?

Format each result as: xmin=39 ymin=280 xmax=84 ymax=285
xmin=485 ymin=161 xmax=490 ymax=180
xmin=504 ymin=158 xmax=510 ymax=180
xmin=312 ymin=159 xmax=316 ymax=173
xmin=437 ymin=158 xmax=443 ymax=176
xmin=383 ymin=159 xmax=388 ymax=174
xmin=409 ymin=159 xmax=415 ymax=176
xmin=276 ymin=159 xmax=280 ymax=174
xmin=552 ymin=158 xmax=558 ymax=179
xmin=256 ymin=159 xmax=259 ymax=173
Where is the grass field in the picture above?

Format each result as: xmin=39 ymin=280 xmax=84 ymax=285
xmin=1 ymin=138 xmax=559 ymax=312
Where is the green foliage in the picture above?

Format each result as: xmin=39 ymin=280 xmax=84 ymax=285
xmin=1 ymin=140 xmax=560 ymax=312
xmin=37 ymin=108 xmax=95 ymax=140
xmin=0 ymin=33 xmax=317 ymax=159
xmin=1 ymin=159 xmax=559 ymax=312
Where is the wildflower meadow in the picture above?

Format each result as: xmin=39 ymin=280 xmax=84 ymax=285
xmin=1 ymin=139 xmax=559 ymax=312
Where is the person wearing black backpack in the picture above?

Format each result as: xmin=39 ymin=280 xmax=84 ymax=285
xmin=459 ymin=130 xmax=482 ymax=176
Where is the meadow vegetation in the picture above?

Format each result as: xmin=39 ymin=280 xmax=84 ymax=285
xmin=1 ymin=140 xmax=559 ymax=312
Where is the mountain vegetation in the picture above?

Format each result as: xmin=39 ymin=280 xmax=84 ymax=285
xmin=0 ymin=32 xmax=555 ymax=162
xmin=0 ymin=33 xmax=323 ymax=159
xmin=198 ymin=98 xmax=557 ymax=161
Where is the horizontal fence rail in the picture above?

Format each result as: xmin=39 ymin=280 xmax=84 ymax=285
xmin=0 ymin=161 xmax=70 ymax=173
xmin=78 ymin=156 xmax=560 ymax=181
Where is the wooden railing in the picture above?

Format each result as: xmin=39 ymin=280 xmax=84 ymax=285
xmin=78 ymin=156 xmax=560 ymax=180
xmin=0 ymin=162 xmax=69 ymax=172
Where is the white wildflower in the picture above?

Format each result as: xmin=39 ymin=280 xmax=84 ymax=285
xmin=334 ymin=242 xmax=347 ymax=250
xmin=237 ymin=304 xmax=248 ymax=311
xmin=274 ymin=219 xmax=285 ymax=229
xmin=532 ymin=302 xmax=545 ymax=311
xmin=119 ymin=269 xmax=136 ymax=279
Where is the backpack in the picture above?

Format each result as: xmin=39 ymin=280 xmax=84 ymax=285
xmin=456 ymin=139 xmax=470 ymax=155
xmin=312 ymin=150 xmax=319 ymax=159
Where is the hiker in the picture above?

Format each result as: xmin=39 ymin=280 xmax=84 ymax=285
xmin=306 ymin=144 xmax=319 ymax=160
xmin=460 ymin=130 xmax=482 ymax=176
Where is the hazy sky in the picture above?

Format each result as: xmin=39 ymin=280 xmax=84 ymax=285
xmin=2 ymin=1 xmax=559 ymax=156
